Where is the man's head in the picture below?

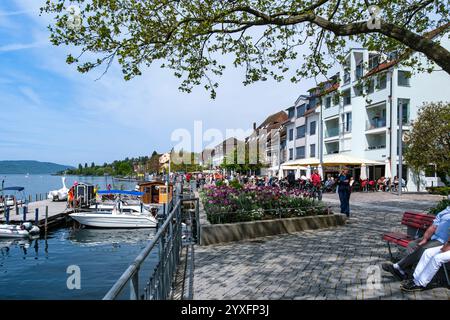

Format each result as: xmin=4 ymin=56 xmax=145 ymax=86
xmin=343 ymin=169 xmax=349 ymax=175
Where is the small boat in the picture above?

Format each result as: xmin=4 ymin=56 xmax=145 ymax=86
xmin=70 ymin=190 xmax=158 ymax=228
xmin=0 ymin=186 xmax=26 ymax=211
xmin=0 ymin=222 xmax=40 ymax=238
xmin=47 ymin=177 xmax=69 ymax=201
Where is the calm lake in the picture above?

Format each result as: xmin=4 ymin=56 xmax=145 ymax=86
xmin=0 ymin=174 xmax=157 ymax=299
xmin=0 ymin=174 xmax=137 ymax=199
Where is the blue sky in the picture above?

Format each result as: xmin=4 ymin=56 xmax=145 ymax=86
xmin=0 ymin=0 xmax=319 ymax=166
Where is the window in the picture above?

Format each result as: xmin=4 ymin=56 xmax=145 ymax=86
xmin=296 ymin=146 xmax=305 ymax=159
xmin=310 ymin=144 xmax=316 ymax=158
xmin=309 ymin=121 xmax=316 ymax=135
xmin=343 ymin=89 xmax=351 ymax=106
xmin=366 ymin=78 xmax=375 ymax=94
xmin=343 ymin=71 xmax=350 ymax=84
xmin=355 ymin=64 xmax=363 ymax=80
xmin=342 ymin=113 xmax=352 ymax=133
xmin=398 ymin=70 xmax=411 ymax=86
xmin=288 ymin=128 xmax=294 ymax=141
xmin=368 ymin=54 xmax=380 ymax=70
xmin=333 ymin=93 xmax=340 ymax=106
xmin=354 ymin=84 xmax=363 ymax=96
xmin=288 ymin=108 xmax=295 ymax=118
xmin=296 ymin=125 xmax=306 ymax=139
xmin=377 ymin=73 xmax=387 ymax=90
xmin=296 ymin=104 xmax=306 ymax=118
xmin=325 ymin=96 xmax=332 ymax=109
xmin=289 ymin=148 xmax=293 ymax=160
xmin=397 ymin=99 xmax=410 ymax=125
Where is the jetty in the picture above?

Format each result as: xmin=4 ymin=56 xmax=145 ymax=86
xmin=0 ymin=199 xmax=72 ymax=229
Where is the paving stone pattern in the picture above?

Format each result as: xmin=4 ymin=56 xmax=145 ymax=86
xmin=193 ymin=192 xmax=450 ymax=300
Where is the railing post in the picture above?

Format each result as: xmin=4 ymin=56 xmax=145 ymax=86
xmin=15 ymin=202 xmax=19 ymax=215
xmin=5 ymin=207 xmax=10 ymax=225
xmin=23 ymin=206 xmax=27 ymax=222
xmin=130 ymin=271 xmax=139 ymax=300
xmin=35 ymin=208 xmax=39 ymax=225
xmin=195 ymin=198 xmax=200 ymax=244
xmin=45 ymin=206 xmax=48 ymax=233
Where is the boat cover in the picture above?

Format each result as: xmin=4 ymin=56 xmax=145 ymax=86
xmin=97 ymin=190 xmax=144 ymax=196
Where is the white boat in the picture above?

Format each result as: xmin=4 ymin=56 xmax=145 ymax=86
xmin=70 ymin=189 xmax=158 ymax=228
xmin=48 ymin=177 xmax=69 ymax=201
xmin=70 ymin=210 xmax=157 ymax=228
xmin=0 ymin=222 xmax=40 ymax=238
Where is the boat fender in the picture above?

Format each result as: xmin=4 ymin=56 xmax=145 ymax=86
xmin=29 ymin=226 xmax=40 ymax=234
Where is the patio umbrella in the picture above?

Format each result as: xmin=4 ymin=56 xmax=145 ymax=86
xmin=278 ymin=169 xmax=284 ymax=179
xmin=295 ymin=168 xmax=301 ymax=179
xmin=306 ymin=165 xmax=311 ymax=179
xmin=360 ymin=163 xmax=368 ymax=180
xmin=385 ymin=159 xmax=392 ymax=179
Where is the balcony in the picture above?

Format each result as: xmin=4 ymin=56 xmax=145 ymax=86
xmin=343 ymin=72 xmax=350 ymax=85
xmin=366 ymin=118 xmax=386 ymax=131
xmin=325 ymin=127 xmax=339 ymax=138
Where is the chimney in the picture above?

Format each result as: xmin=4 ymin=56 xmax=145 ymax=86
xmin=253 ymin=122 xmax=256 ymax=130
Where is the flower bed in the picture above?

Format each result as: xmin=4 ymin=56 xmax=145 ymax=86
xmin=200 ymin=185 xmax=329 ymax=224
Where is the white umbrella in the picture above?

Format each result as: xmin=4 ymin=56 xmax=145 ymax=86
xmin=306 ymin=165 xmax=311 ymax=179
xmin=384 ymin=159 xmax=391 ymax=179
xmin=360 ymin=163 xmax=368 ymax=180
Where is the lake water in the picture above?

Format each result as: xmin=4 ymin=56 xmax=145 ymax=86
xmin=0 ymin=174 xmax=137 ymax=199
xmin=0 ymin=174 xmax=158 ymax=299
xmin=0 ymin=227 xmax=158 ymax=299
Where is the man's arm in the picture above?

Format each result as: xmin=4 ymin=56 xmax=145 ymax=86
xmin=418 ymin=225 xmax=438 ymax=246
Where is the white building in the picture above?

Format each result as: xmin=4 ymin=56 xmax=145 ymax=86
xmin=316 ymin=37 xmax=450 ymax=191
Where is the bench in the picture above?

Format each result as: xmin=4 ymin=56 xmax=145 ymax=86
xmin=382 ymin=211 xmax=450 ymax=286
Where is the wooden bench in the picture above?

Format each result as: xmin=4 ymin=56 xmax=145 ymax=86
xmin=382 ymin=211 xmax=450 ymax=286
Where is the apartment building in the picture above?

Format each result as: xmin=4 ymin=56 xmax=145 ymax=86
xmin=246 ymin=111 xmax=288 ymax=176
xmin=317 ymin=37 xmax=450 ymax=190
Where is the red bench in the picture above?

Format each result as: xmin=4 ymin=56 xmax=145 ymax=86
xmin=383 ymin=212 xmax=435 ymax=256
xmin=382 ymin=211 xmax=450 ymax=286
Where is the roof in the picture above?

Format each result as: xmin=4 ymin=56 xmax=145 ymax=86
xmin=304 ymin=107 xmax=317 ymax=117
xmin=364 ymin=22 xmax=450 ymax=77
xmin=1 ymin=186 xmax=24 ymax=192
xmin=139 ymin=181 xmax=172 ymax=186
xmin=97 ymin=190 xmax=144 ymax=196
xmin=256 ymin=111 xmax=288 ymax=131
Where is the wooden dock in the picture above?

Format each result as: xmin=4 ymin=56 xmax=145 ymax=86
xmin=0 ymin=200 xmax=72 ymax=229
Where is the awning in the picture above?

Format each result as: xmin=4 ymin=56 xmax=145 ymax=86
xmin=281 ymin=154 xmax=383 ymax=166
xmin=1 ymin=186 xmax=25 ymax=192
xmin=98 ymin=190 xmax=144 ymax=196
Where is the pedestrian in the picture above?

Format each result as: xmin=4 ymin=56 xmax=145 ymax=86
xmin=337 ymin=168 xmax=352 ymax=217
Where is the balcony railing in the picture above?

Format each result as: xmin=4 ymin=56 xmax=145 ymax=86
xmin=325 ymin=127 xmax=339 ymax=138
xmin=366 ymin=118 xmax=386 ymax=130
xmin=367 ymin=145 xmax=386 ymax=150
xmin=355 ymin=65 xmax=363 ymax=80
xmin=343 ymin=72 xmax=350 ymax=84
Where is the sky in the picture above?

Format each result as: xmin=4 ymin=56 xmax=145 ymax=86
xmin=0 ymin=0 xmax=321 ymax=167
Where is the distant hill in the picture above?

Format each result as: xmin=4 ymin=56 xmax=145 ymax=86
xmin=0 ymin=160 xmax=74 ymax=174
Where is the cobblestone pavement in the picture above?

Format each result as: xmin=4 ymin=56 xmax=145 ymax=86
xmin=193 ymin=192 xmax=450 ymax=300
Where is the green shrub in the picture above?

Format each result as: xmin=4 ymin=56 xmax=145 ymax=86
xmin=428 ymin=198 xmax=450 ymax=216
xmin=426 ymin=186 xmax=450 ymax=195
xmin=229 ymin=180 xmax=242 ymax=189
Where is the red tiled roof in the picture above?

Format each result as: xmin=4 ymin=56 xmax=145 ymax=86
xmin=364 ymin=22 xmax=450 ymax=77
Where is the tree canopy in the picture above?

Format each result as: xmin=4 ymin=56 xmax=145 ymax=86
xmin=404 ymin=102 xmax=450 ymax=180
xmin=42 ymin=0 xmax=450 ymax=98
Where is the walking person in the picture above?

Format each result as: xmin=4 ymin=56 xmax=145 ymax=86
xmin=311 ymin=169 xmax=322 ymax=200
xmin=337 ymin=168 xmax=352 ymax=217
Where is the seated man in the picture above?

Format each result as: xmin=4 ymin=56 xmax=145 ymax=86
xmin=382 ymin=205 xmax=450 ymax=280
xmin=401 ymin=240 xmax=450 ymax=292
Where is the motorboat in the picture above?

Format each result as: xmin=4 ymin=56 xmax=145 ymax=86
xmin=0 ymin=222 xmax=40 ymax=238
xmin=70 ymin=190 xmax=158 ymax=228
xmin=0 ymin=186 xmax=26 ymax=211
xmin=47 ymin=177 xmax=69 ymax=201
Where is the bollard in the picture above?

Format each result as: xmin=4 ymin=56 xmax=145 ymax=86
xmin=45 ymin=206 xmax=48 ymax=232
xmin=23 ymin=206 xmax=27 ymax=222
xmin=5 ymin=207 xmax=10 ymax=225
xmin=15 ymin=202 xmax=19 ymax=216
xmin=35 ymin=208 xmax=39 ymax=225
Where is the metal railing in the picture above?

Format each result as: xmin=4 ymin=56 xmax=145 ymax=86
xmin=103 ymin=195 xmax=200 ymax=300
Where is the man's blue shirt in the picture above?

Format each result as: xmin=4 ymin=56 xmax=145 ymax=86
xmin=431 ymin=206 xmax=450 ymax=243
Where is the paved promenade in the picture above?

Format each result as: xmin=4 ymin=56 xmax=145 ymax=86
xmin=193 ymin=192 xmax=449 ymax=300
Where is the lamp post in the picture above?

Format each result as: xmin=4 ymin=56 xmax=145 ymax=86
xmin=398 ymin=102 xmax=403 ymax=196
